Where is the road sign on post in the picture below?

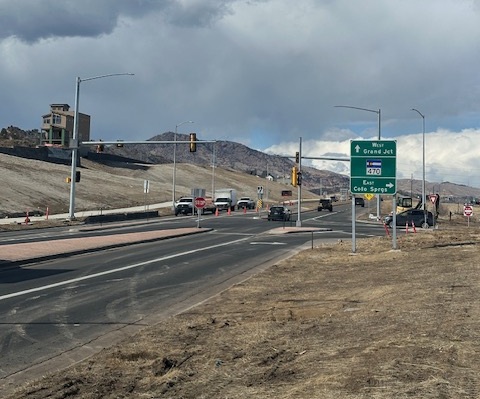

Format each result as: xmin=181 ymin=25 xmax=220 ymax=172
xmin=464 ymin=205 xmax=473 ymax=217
xmin=350 ymin=140 xmax=397 ymax=195
xmin=194 ymin=197 xmax=206 ymax=209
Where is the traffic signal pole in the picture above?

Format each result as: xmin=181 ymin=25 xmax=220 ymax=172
xmin=296 ymin=137 xmax=302 ymax=227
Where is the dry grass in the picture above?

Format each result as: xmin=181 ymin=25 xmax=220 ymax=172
xmin=0 ymin=153 xmax=317 ymax=216
xmin=7 ymin=227 xmax=480 ymax=398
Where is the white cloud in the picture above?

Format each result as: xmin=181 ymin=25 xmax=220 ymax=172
xmin=265 ymin=128 xmax=480 ymax=188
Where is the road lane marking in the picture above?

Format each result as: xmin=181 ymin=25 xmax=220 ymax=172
xmin=250 ymin=242 xmax=286 ymax=245
xmin=0 ymin=236 xmax=251 ymax=302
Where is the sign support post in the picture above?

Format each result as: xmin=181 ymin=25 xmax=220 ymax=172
xmin=464 ymin=204 xmax=473 ymax=227
xmin=194 ymin=196 xmax=206 ymax=228
xmin=350 ymin=140 xmax=397 ymax=252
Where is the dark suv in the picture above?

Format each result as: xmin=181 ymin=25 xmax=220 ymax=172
xmin=267 ymin=205 xmax=291 ymax=221
xmin=354 ymin=197 xmax=365 ymax=207
xmin=384 ymin=209 xmax=434 ymax=229
xmin=317 ymin=198 xmax=333 ymax=212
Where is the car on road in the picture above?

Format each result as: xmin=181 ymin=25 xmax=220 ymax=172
xmin=267 ymin=205 xmax=291 ymax=221
xmin=317 ymin=198 xmax=333 ymax=212
xmin=237 ymin=197 xmax=256 ymax=209
xmin=384 ymin=209 xmax=435 ymax=229
xmin=355 ymin=197 xmax=365 ymax=207
xmin=174 ymin=197 xmax=194 ymax=216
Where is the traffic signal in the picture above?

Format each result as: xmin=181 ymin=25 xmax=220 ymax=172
xmin=189 ymin=133 xmax=197 ymax=152
xmin=297 ymin=171 xmax=302 ymax=186
xmin=66 ymin=177 xmax=71 ymax=183
xmin=75 ymin=171 xmax=81 ymax=182
xmin=291 ymin=166 xmax=298 ymax=187
xmin=295 ymin=151 xmax=299 ymax=164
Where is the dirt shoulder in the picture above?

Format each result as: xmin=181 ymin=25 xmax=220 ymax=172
xmin=6 ymin=226 xmax=480 ymax=399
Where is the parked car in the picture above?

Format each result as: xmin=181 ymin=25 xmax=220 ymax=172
xmin=355 ymin=197 xmax=365 ymax=207
xmin=317 ymin=198 xmax=333 ymax=212
xmin=267 ymin=205 xmax=291 ymax=221
xmin=384 ymin=209 xmax=434 ymax=229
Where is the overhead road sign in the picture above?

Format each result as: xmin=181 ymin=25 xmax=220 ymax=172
xmin=350 ymin=140 xmax=397 ymax=195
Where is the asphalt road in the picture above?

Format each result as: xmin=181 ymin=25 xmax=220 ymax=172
xmin=0 ymin=203 xmax=384 ymax=392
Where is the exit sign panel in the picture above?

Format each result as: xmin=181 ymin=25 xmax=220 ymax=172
xmin=350 ymin=140 xmax=397 ymax=195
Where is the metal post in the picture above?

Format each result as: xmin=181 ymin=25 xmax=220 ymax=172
xmin=296 ymin=137 xmax=302 ymax=227
xmin=68 ymin=77 xmax=81 ymax=220
xmin=412 ymin=108 xmax=426 ymax=227
xmin=68 ymin=73 xmax=134 ymax=220
xmin=172 ymin=120 xmax=194 ymax=210
xmin=352 ymin=195 xmax=356 ymax=253
xmin=335 ymin=105 xmax=382 ymax=220
xmin=211 ymin=141 xmax=216 ymax=199
xmin=376 ymin=108 xmax=381 ymax=220
xmin=392 ymin=195 xmax=397 ymax=249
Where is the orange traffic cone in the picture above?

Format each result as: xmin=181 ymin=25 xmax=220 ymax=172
xmin=412 ymin=221 xmax=417 ymax=233
xmin=405 ymin=222 xmax=409 ymax=234
xmin=215 ymin=208 xmax=219 ymax=216
xmin=243 ymin=206 xmax=246 ymax=214
xmin=227 ymin=207 xmax=231 ymax=215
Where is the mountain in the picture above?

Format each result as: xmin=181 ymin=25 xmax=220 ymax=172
xmin=103 ymin=132 xmax=350 ymax=195
xmin=2 ymin=127 xmax=480 ymax=201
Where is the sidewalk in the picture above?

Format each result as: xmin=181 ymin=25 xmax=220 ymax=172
xmin=0 ymin=202 xmax=173 ymax=225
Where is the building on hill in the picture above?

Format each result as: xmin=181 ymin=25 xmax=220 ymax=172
xmin=41 ymin=104 xmax=90 ymax=147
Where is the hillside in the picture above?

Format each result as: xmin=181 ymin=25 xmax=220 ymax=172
xmin=0 ymin=127 xmax=350 ymax=194
xmin=0 ymin=153 xmax=322 ymax=217
xmin=2 ymin=126 xmax=480 ymax=217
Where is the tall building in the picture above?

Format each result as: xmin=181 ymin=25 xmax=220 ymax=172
xmin=41 ymin=104 xmax=90 ymax=147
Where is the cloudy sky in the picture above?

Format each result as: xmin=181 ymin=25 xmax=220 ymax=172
xmin=1 ymin=0 xmax=480 ymax=187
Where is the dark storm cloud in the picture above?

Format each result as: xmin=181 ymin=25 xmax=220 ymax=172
xmin=0 ymin=0 xmax=239 ymax=43
xmin=0 ymin=0 xmax=168 ymax=42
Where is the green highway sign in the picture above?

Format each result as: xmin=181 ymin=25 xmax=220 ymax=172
xmin=350 ymin=140 xmax=397 ymax=195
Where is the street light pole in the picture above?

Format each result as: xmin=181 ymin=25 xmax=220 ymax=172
xmin=172 ymin=120 xmax=194 ymax=209
xmin=211 ymin=141 xmax=216 ymax=199
xmin=68 ymin=73 xmax=134 ymax=220
xmin=335 ymin=105 xmax=381 ymax=219
xmin=412 ymin=108 xmax=426 ymax=226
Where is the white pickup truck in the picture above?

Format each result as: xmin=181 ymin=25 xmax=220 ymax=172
xmin=236 ymin=197 xmax=256 ymax=209
xmin=175 ymin=196 xmax=216 ymax=215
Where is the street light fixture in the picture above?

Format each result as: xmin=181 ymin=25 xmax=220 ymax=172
xmin=172 ymin=120 xmax=194 ymax=209
xmin=334 ymin=105 xmax=382 ymax=219
xmin=411 ymin=108 xmax=426 ymax=227
xmin=68 ymin=73 xmax=134 ymax=220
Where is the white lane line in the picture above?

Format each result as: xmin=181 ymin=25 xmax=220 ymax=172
xmin=0 ymin=236 xmax=251 ymax=301
xmin=250 ymin=242 xmax=286 ymax=245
